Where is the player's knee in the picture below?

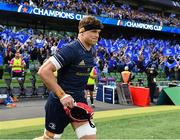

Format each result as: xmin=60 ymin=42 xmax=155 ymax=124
xmin=43 ymin=129 xmax=62 ymax=139
xmin=75 ymin=122 xmax=97 ymax=139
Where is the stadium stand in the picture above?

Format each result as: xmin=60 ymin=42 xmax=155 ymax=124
xmin=0 ymin=0 xmax=179 ymax=106
xmin=0 ymin=0 xmax=179 ymax=27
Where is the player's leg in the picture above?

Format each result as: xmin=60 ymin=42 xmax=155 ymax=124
xmin=33 ymin=93 xmax=70 ymax=139
xmin=71 ymin=121 xmax=97 ymax=139
xmin=33 ymin=130 xmax=62 ymax=140
xmin=71 ymin=93 xmax=96 ymax=139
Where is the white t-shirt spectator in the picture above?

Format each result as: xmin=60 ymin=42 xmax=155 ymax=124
xmin=51 ymin=45 xmax=57 ymax=55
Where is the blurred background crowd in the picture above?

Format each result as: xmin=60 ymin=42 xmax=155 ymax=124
xmin=0 ymin=0 xmax=179 ymax=27
xmin=0 ymin=27 xmax=179 ymax=81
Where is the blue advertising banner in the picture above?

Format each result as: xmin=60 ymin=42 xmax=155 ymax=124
xmin=0 ymin=2 xmax=17 ymax=12
xmin=119 ymin=20 xmax=162 ymax=31
xmin=0 ymin=2 xmax=180 ymax=34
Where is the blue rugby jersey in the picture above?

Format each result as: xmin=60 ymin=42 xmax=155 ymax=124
xmin=52 ymin=39 xmax=94 ymax=99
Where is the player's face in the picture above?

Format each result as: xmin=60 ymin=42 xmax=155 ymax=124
xmin=83 ymin=29 xmax=101 ymax=45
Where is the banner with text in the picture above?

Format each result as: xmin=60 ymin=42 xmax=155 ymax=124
xmin=0 ymin=3 xmax=180 ymax=34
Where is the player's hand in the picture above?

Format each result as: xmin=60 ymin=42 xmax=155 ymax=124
xmin=60 ymin=94 xmax=75 ymax=108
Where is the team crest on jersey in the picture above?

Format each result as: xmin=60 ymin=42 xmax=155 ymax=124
xmin=48 ymin=123 xmax=56 ymax=130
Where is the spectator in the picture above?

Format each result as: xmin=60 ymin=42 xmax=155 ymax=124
xmin=9 ymin=50 xmax=26 ymax=77
xmin=2 ymin=0 xmax=179 ymax=27
xmin=85 ymin=66 xmax=97 ymax=108
xmin=22 ymin=50 xmax=30 ymax=69
xmin=50 ymin=42 xmax=58 ymax=55
xmin=164 ymin=56 xmax=177 ymax=80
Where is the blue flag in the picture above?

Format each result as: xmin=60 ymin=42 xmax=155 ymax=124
xmin=175 ymin=45 xmax=180 ymax=54
xmin=98 ymin=39 xmax=112 ymax=48
xmin=143 ymin=47 xmax=151 ymax=60
xmin=0 ymin=31 xmax=8 ymax=40
xmin=163 ymin=47 xmax=175 ymax=56
xmin=125 ymin=50 xmax=132 ymax=58
xmin=34 ymin=39 xmax=44 ymax=48
xmin=108 ymin=45 xmax=118 ymax=53
xmin=143 ymin=58 xmax=150 ymax=67
xmin=27 ymin=28 xmax=33 ymax=35
xmin=0 ymin=54 xmax=3 ymax=66
xmin=98 ymin=38 xmax=105 ymax=46
xmin=104 ymin=39 xmax=112 ymax=48
xmin=153 ymin=43 xmax=160 ymax=52
xmin=113 ymin=38 xmax=124 ymax=49
xmin=164 ymin=60 xmax=177 ymax=69
xmin=14 ymin=32 xmax=29 ymax=44
xmin=0 ymin=28 xmax=14 ymax=41
xmin=57 ymin=39 xmax=65 ymax=48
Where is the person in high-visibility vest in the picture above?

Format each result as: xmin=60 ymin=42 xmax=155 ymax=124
xmin=85 ymin=66 xmax=97 ymax=108
xmin=121 ymin=66 xmax=133 ymax=84
xmin=10 ymin=51 xmax=26 ymax=77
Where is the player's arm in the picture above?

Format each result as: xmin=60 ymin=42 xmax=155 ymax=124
xmin=38 ymin=58 xmax=66 ymax=98
xmin=38 ymin=58 xmax=74 ymax=108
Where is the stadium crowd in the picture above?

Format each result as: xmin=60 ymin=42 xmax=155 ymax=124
xmin=0 ymin=27 xmax=179 ymax=82
xmin=0 ymin=0 xmax=179 ymax=27
xmin=0 ymin=26 xmax=179 ymax=107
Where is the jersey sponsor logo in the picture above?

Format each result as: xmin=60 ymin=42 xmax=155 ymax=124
xmin=75 ymin=67 xmax=92 ymax=76
xmin=76 ymin=72 xmax=90 ymax=76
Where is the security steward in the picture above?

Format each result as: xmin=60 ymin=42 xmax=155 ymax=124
xmin=10 ymin=51 xmax=26 ymax=77
xmin=121 ymin=66 xmax=133 ymax=84
xmin=85 ymin=66 xmax=97 ymax=108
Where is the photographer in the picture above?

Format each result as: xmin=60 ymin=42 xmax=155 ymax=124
xmin=164 ymin=56 xmax=178 ymax=80
xmin=137 ymin=55 xmax=158 ymax=104
xmin=145 ymin=65 xmax=158 ymax=104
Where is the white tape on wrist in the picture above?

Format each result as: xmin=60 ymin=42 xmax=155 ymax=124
xmin=60 ymin=94 xmax=71 ymax=101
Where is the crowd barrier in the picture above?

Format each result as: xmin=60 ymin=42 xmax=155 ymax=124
xmin=96 ymin=82 xmax=150 ymax=107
